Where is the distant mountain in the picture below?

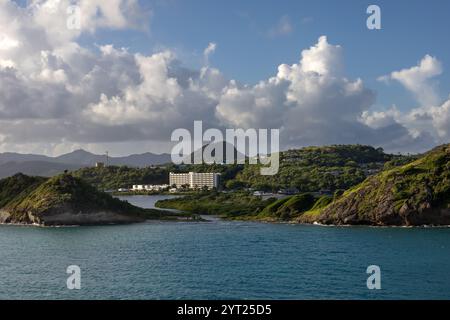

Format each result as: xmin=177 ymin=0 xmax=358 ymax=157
xmin=0 ymin=161 xmax=82 ymax=179
xmin=0 ymin=149 xmax=172 ymax=178
xmin=0 ymin=152 xmax=50 ymax=165
xmin=109 ymin=152 xmax=172 ymax=167
xmin=52 ymin=149 xmax=102 ymax=166
xmin=52 ymin=149 xmax=172 ymax=167
xmin=183 ymin=141 xmax=245 ymax=164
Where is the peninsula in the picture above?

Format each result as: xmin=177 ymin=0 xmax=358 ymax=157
xmin=0 ymin=173 xmax=193 ymax=226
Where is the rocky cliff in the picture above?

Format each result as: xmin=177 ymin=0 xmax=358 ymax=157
xmin=0 ymin=173 xmax=168 ymax=226
xmin=299 ymin=144 xmax=450 ymax=226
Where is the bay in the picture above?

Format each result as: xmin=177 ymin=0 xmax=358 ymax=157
xmin=0 ymin=195 xmax=449 ymax=300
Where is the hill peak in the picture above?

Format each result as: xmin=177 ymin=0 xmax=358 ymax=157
xmin=0 ymin=173 xmax=155 ymax=226
xmin=303 ymin=143 xmax=450 ymax=226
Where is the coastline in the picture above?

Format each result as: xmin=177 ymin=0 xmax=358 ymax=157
xmin=156 ymin=208 xmax=450 ymax=228
xmin=0 ymin=215 xmax=204 ymax=228
xmin=224 ymin=216 xmax=450 ymax=228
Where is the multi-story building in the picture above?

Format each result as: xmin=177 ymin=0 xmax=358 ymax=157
xmin=189 ymin=172 xmax=220 ymax=189
xmin=169 ymin=172 xmax=220 ymax=189
xmin=168 ymin=173 xmax=191 ymax=187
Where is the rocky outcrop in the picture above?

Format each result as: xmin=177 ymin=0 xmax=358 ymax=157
xmin=299 ymin=144 xmax=450 ymax=226
xmin=0 ymin=173 xmax=166 ymax=226
xmin=0 ymin=207 xmax=145 ymax=226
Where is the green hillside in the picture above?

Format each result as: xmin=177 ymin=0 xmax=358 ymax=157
xmin=71 ymin=163 xmax=242 ymax=190
xmin=156 ymin=191 xmax=271 ymax=217
xmin=71 ymin=145 xmax=410 ymax=193
xmin=228 ymin=145 xmax=401 ymax=192
xmin=0 ymin=173 xmax=47 ymax=208
xmin=299 ymin=144 xmax=450 ymax=226
xmin=0 ymin=173 xmax=188 ymax=226
xmin=72 ymin=166 xmax=169 ymax=190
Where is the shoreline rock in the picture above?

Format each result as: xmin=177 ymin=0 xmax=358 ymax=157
xmin=300 ymin=144 xmax=450 ymax=226
xmin=0 ymin=173 xmax=180 ymax=226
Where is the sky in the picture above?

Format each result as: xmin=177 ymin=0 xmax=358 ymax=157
xmin=0 ymin=0 xmax=449 ymax=156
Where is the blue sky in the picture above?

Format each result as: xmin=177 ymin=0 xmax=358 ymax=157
xmin=86 ymin=0 xmax=450 ymax=112
xmin=2 ymin=0 xmax=449 ymax=155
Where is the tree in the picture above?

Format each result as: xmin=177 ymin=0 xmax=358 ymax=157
xmin=225 ymin=180 xmax=245 ymax=190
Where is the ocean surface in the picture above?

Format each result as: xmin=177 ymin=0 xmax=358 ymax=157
xmin=0 ymin=195 xmax=450 ymax=300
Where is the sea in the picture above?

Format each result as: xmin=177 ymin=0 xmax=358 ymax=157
xmin=0 ymin=195 xmax=449 ymax=300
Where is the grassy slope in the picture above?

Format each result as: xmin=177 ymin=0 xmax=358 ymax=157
xmin=256 ymin=194 xmax=316 ymax=220
xmin=156 ymin=191 xmax=272 ymax=217
xmin=228 ymin=145 xmax=396 ymax=192
xmin=0 ymin=174 xmax=182 ymax=223
xmin=298 ymin=144 xmax=450 ymax=225
xmin=156 ymin=191 xmax=326 ymax=222
xmin=0 ymin=174 xmax=47 ymax=208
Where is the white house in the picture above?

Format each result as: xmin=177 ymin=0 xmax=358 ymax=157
xmin=132 ymin=184 xmax=169 ymax=191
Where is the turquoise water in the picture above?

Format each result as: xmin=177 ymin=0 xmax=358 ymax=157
xmin=0 ymin=195 xmax=450 ymax=300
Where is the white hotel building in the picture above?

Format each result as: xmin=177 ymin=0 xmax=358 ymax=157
xmin=169 ymin=172 xmax=220 ymax=190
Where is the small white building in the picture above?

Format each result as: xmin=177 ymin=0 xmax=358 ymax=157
xmin=132 ymin=184 xmax=169 ymax=192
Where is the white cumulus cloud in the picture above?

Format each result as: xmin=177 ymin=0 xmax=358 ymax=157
xmin=0 ymin=1 xmax=448 ymax=156
xmin=379 ymin=54 xmax=442 ymax=106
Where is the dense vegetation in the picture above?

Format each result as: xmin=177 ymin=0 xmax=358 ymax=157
xmin=156 ymin=191 xmax=272 ymax=217
xmin=0 ymin=173 xmax=47 ymax=208
xmin=227 ymin=145 xmax=396 ymax=192
xmin=71 ymin=163 xmax=243 ymax=190
xmin=5 ymin=174 xmax=143 ymax=216
xmin=0 ymin=173 xmax=191 ymax=225
xmin=156 ymin=144 xmax=450 ymax=225
xmin=156 ymin=191 xmax=331 ymax=221
xmin=72 ymin=145 xmax=410 ymax=193
xmin=72 ymin=166 xmax=169 ymax=190
xmin=256 ymin=193 xmax=317 ymax=220
xmin=300 ymin=144 xmax=450 ymax=225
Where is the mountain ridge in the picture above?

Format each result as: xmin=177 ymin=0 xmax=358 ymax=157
xmin=0 ymin=149 xmax=172 ymax=178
